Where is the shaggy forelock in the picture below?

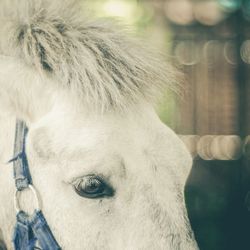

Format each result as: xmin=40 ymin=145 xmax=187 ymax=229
xmin=0 ymin=0 xmax=179 ymax=111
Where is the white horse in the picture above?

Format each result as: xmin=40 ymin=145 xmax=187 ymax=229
xmin=0 ymin=1 xmax=198 ymax=249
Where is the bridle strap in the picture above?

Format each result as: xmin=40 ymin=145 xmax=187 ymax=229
xmin=11 ymin=120 xmax=61 ymax=250
xmin=13 ymin=211 xmax=37 ymax=250
xmin=14 ymin=210 xmax=61 ymax=250
xmin=12 ymin=121 xmax=32 ymax=190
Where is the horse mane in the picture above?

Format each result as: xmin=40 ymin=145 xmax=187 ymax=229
xmin=0 ymin=0 xmax=179 ymax=111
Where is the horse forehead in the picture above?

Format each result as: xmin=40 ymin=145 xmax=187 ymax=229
xmin=28 ymin=107 xmax=188 ymax=169
xmin=28 ymin=114 xmax=135 ymax=164
xmin=30 ymin=109 xmax=151 ymax=148
xmin=30 ymin=116 xmax=129 ymax=148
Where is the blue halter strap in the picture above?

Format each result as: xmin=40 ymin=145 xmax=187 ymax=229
xmin=10 ymin=120 xmax=61 ymax=250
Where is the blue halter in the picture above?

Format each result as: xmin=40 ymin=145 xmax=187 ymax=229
xmin=10 ymin=120 xmax=61 ymax=250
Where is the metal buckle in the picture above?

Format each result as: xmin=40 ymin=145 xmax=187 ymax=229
xmin=14 ymin=184 xmax=41 ymax=213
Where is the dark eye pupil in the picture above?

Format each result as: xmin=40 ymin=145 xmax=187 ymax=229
xmin=84 ymin=178 xmax=104 ymax=193
xmin=73 ymin=175 xmax=114 ymax=199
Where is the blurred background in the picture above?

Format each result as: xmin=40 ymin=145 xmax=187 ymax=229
xmin=86 ymin=1 xmax=250 ymax=249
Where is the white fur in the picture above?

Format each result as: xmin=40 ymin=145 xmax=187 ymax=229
xmin=0 ymin=0 xmax=179 ymax=112
xmin=0 ymin=1 xmax=198 ymax=249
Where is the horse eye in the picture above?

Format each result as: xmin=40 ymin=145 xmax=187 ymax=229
xmin=72 ymin=175 xmax=114 ymax=199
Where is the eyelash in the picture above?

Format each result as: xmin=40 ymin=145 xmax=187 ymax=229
xmin=71 ymin=174 xmax=114 ymax=199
